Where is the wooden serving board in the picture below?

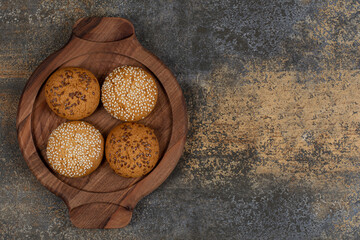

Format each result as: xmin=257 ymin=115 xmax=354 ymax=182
xmin=16 ymin=17 xmax=187 ymax=228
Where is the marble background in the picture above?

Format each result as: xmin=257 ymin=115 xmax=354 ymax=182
xmin=1 ymin=0 xmax=359 ymax=239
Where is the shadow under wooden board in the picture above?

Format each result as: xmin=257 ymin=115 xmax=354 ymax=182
xmin=16 ymin=17 xmax=187 ymax=228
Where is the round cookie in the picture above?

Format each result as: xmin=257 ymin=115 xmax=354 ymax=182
xmin=46 ymin=121 xmax=104 ymax=178
xmin=105 ymin=123 xmax=160 ymax=178
xmin=101 ymin=66 xmax=158 ymax=121
xmin=45 ymin=67 xmax=100 ymax=120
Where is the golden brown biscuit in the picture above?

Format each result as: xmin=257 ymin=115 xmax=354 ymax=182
xmin=101 ymin=66 xmax=158 ymax=121
xmin=46 ymin=121 xmax=104 ymax=178
xmin=105 ymin=123 xmax=160 ymax=178
xmin=45 ymin=67 xmax=100 ymax=120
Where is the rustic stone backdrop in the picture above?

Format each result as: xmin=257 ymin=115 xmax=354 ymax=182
xmin=1 ymin=0 xmax=359 ymax=239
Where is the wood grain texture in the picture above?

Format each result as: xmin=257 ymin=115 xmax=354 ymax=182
xmin=16 ymin=17 xmax=187 ymax=229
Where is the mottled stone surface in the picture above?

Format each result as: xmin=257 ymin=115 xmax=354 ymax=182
xmin=1 ymin=0 xmax=360 ymax=239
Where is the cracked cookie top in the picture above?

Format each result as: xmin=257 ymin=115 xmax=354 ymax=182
xmin=45 ymin=67 xmax=100 ymax=120
xmin=105 ymin=122 xmax=160 ymax=178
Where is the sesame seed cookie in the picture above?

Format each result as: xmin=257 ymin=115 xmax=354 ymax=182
xmin=45 ymin=67 xmax=100 ymax=120
xmin=101 ymin=66 xmax=158 ymax=121
xmin=105 ymin=123 xmax=160 ymax=178
xmin=46 ymin=121 xmax=104 ymax=178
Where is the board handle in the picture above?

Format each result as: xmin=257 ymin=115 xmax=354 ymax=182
xmin=72 ymin=17 xmax=135 ymax=42
xmin=69 ymin=203 xmax=132 ymax=229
